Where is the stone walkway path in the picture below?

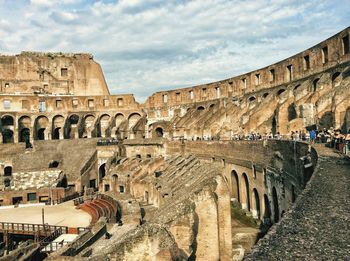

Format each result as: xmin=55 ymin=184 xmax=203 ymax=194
xmin=245 ymin=145 xmax=350 ymax=260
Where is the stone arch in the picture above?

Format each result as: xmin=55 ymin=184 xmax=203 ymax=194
xmin=49 ymin=160 xmax=59 ymax=168
xmin=209 ymin=103 xmax=215 ymax=109
xmin=1 ymin=115 xmax=15 ymax=143
xmin=115 ymin=113 xmax=125 ymax=127
xmin=288 ymin=103 xmax=297 ymax=121
xmin=331 ymin=71 xmax=341 ymax=87
xmin=34 ymin=115 xmax=49 ymax=140
xmin=312 ymin=78 xmax=320 ymax=92
xmin=99 ymin=114 xmax=111 ymax=137
xmin=252 ymin=188 xmax=260 ymax=219
xmin=293 ymin=84 xmax=301 ymax=91
xmin=155 ymin=127 xmax=164 ymax=137
xmin=241 ymin=173 xmax=250 ymax=211
xmin=18 ymin=116 xmax=31 ymax=143
xmin=319 ymin=111 xmax=334 ymax=130
xmin=52 ymin=115 xmax=65 ymax=140
xmin=263 ymin=92 xmax=269 ymax=98
xmin=99 ymin=163 xmax=106 ymax=184
xmin=4 ymin=166 xmax=12 ymax=176
xmin=65 ymin=114 xmax=79 ymax=139
xmin=83 ymin=114 xmax=96 ymax=138
xmin=19 ymin=128 xmax=30 ymax=143
xmin=4 ymin=178 xmax=10 ymax=187
xmin=231 ymin=170 xmax=240 ymax=202
xmin=263 ymin=194 xmax=271 ymax=223
xmin=2 ymin=129 xmax=13 ymax=143
xmin=341 ymin=107 xmax=350 ymax=133
xmin=128 ymin=113 xmax=141 ymax=130
xmin=197 ymin=106 xmax=205 ymax=111
xmin=272 ymin=187 xmax=279 ymax=223
xmin=277 ymin=89 xmax=286 ymax=96
xmin=1 ymin=115 xmax=14 ymax=126
xmin=248 ymin=96 xmax=256 ymax=102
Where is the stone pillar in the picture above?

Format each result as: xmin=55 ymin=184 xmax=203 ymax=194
xmin=29 ymin=127 xmax=34 ymax=144
xmin=195 ymin=187 xmax=220 ymax=261
xmin=59 ymin=128 xmax=64 ymax=140
xmin=215 ymin=176 xmax=233 ymax=260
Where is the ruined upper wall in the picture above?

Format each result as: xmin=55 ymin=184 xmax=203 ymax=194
xmin=0 ymin=52 xmax=110 ymax=96
xmin=144 ymin=26 xmax=350 ymax=108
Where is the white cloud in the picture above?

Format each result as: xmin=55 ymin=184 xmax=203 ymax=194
xmin=0 ymin=0 xmax=349 ymax=102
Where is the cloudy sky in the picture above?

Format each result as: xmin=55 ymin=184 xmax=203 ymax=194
xmin=0 ymin=0 xmax=349 ymax=102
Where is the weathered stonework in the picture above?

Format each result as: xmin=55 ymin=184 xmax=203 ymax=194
xmin=0 ymin=27 xmax=349 ymax=261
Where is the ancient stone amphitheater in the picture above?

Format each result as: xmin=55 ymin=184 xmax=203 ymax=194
xmin=0 ymin=27 xmax=349 ymax=260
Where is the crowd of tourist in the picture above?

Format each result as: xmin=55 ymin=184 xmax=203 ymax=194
xmin=189 ymin=127 xmax=350 ymax=156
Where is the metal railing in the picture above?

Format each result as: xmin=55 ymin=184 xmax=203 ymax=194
xmin=0 ymin=222 xmax=68 ymax=235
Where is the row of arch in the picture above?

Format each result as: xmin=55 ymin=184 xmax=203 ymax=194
xmin=0 ymin=112 xmax=143 ymax=144
xmin=231 ymin=170 xmax=279 ymax=223
xmin=248 ymin=70 xmax=342 ymax=103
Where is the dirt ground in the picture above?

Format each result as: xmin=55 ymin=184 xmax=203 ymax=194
xmin=0 ymin=200 xmax=91 ymax=227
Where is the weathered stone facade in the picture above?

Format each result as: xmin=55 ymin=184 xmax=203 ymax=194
xmin=0 ymin=27 xmax=349 ymax=260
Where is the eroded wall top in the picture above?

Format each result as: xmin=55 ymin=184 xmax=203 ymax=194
xmin=0 ymin=52 xmax=110 ymax=96
xmin=144 ymin=26 xmax=350 ymax=108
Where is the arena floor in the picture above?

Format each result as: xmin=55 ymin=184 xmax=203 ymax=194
xmin=0 ymin=201 xmax=91 ymax=227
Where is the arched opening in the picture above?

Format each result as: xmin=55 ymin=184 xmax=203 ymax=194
xmin=155 ymin=127 xmax=164 ymax=137
xmin=277 ymin=89 xmax=286 ymax=96
xmin=319 ymin=111 xmax=334 ymax=130
xmin=241 ymin=173 xmax=250 ymax=211
xmin=99 ymin=163 xmax=106 ymax=184
xmin=65 ymin=114 xmax=79 ymax=139
xmin=291 ymin=185 xmax=296 ymax=203
xmin=263 ymin=92 xmax=269 ymax=98
xmin=19 ymin=128 xmax=30 ymax=143
xmin=231 ymin=170 xmax=240 ymax=202
xmin=4 ymin=178 xmax=11 ymax=187
xmin=49 ymin=161 xmax=59 ymax=168
xmin=288 ymin=103 xmax=297 ymax=121
xmin=57 ymin=175 xmax=68 ymax=188
xmin=34 ymin=116 xmax=49 ymax=140
xmin=37 ymin=128 xmax=45 ymax=140
xmin=293 ymin=84 xmax=301 ymax=91
xmin=83 ymin=115 xmax=96 ymax=138
xmin=249 ymin=96 xmax=256 ymax=102
xmin=18 ymin=116 xmax=31 ymax=143
xmin=313 ymin=78 xmax=320 ymax=92
xmin=263 ymin=194 xmax=271 ymax=223
xmin=128 ymin=113 xmax=141 ymax=129
xmin=4 ymin=166 xmax=12 ymax=176
xmin=197 ymin=106 xmax=205 ymax=111
xmin=1 ymin=115 xmax=14 ymax=126
xmin=252 ymin=188 xmax=260 ymax=219
xmin=1 ymin=115 xmax=14 ymax=143
xmin=52 ymin=115 xmax=65 ymax=140
xmin=209 ymin=103 xmax=215 ymax=109
xmin=69 ymin=114 xmax=79 ymax=125
xmin=52 ymin=127 xmax=60 ymax=139
xmin=99 ymin=114 xmax=111 ymax=137
xmin=331 ymin=72 xmax=341 ymax=87
xmin=2 ymin=129 xmax=14 ymax=143
xmin=272 ymin=116 xmax=277 ymax=136
xmin=272 ymin=187 xmax=279 ymax=223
